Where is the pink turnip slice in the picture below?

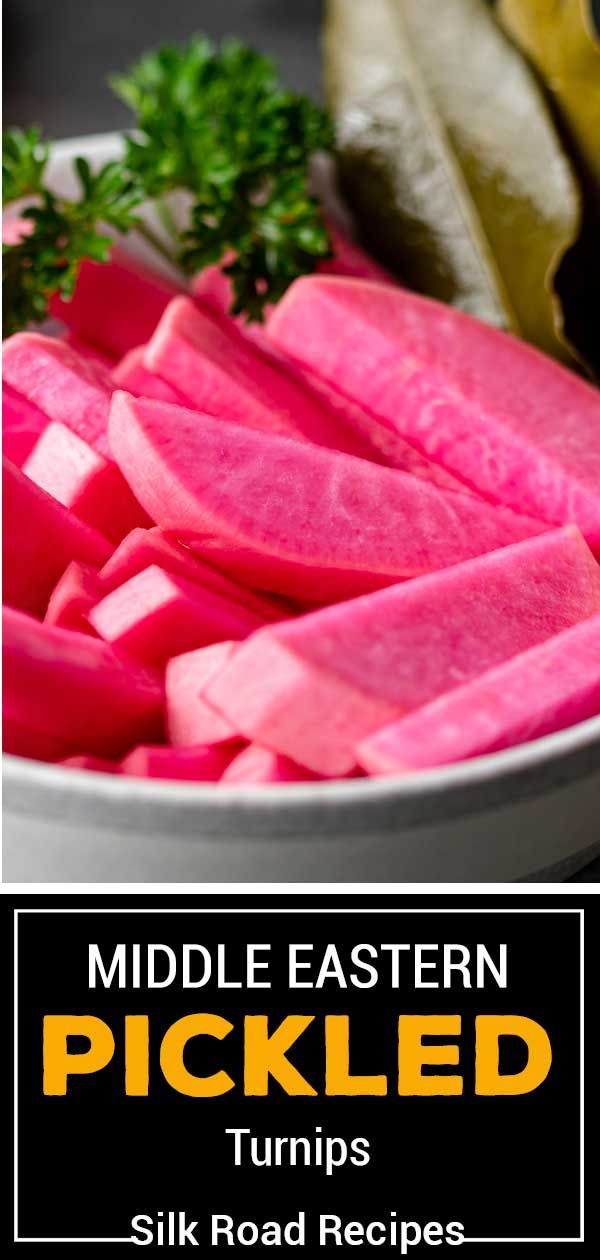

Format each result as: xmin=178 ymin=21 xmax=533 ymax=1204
xmin=60 ymin=332 xmax=116 ymax=368
xmin=2 ymin=332 xmax=113 ymax=454
xmin=112 ymin=345 xmax=187 ymax=404
xmin=108 ymin=392 xmax=545 ymax=603
xmin=268 ymin=277 xmax=600 ymax=549
xmin=120 ymin=742 xmax=237 ymax=781
xmin=3 ymin=458 xmax=111 ymax=617
xmin=166 ymin=642 xmax=242 ymax=748
xmin=3 ymin=606 xmax=164 ymax=759
xmin=45 ymin=561 xmax=104 ymax=635
xmin=99 ymin=527 xmax=287 ymax=622
xmin=206 ymin=526 xmax=600 ymax=776
xmin=358 ymin=612 xmax=600 ymax=774
xmin=4 ymin=719 xmax=74 ymax=763
xmin=221 ymin=743 xmax=321 ymax=784
xmin=144 ymin=297 xmax=383 ymax=460
xmin=2 ymin=383 xmax=50 ymax=467
xmin=50 ymin=247 xmax=183 ymax=359
xmin=23 ymin=421 xmax=151 ymax=543
xmin=88 ymin=564 xmax=263 ymax=666
xmin=189 ymin=278 xmax=467 ymax=489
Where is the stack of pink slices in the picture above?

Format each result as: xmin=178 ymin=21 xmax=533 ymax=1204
xmin=3 ymin=234 xmax=600 ymax=783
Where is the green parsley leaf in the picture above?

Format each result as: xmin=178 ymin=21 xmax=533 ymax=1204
xmin=3 ymin=126 xmax=49 ymax=203
xmin=3 ymin=37 xmax=335 ymax=333
xmin=113 ymin=37 xmax=335 ymax=319
xmin=2 ymin=139 xmax=144 ymax=336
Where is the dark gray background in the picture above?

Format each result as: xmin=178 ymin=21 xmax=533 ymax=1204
xmin=3 ymin=0 xmax=599 ymax=881
xmin=3 ymin=0 xmax=324 ymax=137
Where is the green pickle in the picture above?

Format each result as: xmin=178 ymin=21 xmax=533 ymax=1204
xmin=324 ymin=0 xmax=581 ymax=363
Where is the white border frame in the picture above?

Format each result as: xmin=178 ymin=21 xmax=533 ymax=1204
xmin=11 ymin=907 xmax=582 ymax=1249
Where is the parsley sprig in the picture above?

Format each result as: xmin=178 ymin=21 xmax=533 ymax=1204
xmin=3 ymin=144 xmax=144 ymax=336
xmin=3 ymin=126 xmax=49 ymax=202
xmin=3 ymin=37 xmax=335 ymax=333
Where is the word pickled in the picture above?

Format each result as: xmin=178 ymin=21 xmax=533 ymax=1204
xmin=43 ymin=1012 xmax=551 ymax=1097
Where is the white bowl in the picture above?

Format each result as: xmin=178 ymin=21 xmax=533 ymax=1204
xmin=4 ymin=134 xmax=600 ymax=883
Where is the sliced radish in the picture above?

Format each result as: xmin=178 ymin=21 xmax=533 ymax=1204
xmin=2 ymin=332 xmax=113 ymax=454
xmin=23 ymin=420 xmax=150 ymax=544
xmin=221 ymin=744 xmax=320 ymax=784
xmin=2 ymin=383 xmax=49 ymax=467
xmin=45 ymin=561 xmax=104 ymax=634
xmin=109 ymin=392 xmax=545 ymax=603
xmin=269 ymin=277 xmax=600 ymax=549
xmin=166 ymin=642 xmax=241 ymax=747
xmin=3 ymin=458 xmax=111 ymax=617
xmin=206 ymin=527 xmax=600 ymax=776
xmin=88 ymin=565 xmax=263 ymax=666
xmin=23 ymin=421 xmax=151 ymax=543
xmin=50 ymin=247 xmax=183 ymax=358
xmin=98 ymin=527 xmax=287 ymax=621
xmin=112 ymin=345 xmax=187 ymax=403
xmin=284 ymin=363 xmax=467 ymax=491
xmin=144 ymin=297 xmax=378 ymax=459
xmin=358 ymin=613 xmax=600 ymax=774
xmin=120 ymin=742 xmax=237 ymax=781
xmin=190 ymin=281 xmax=465 ymax=489
xmin=4 ymin=718 xmax=73 ymax=763
xmin=60 ymin=332 xmax=116 ymax=368
xmin=3 ymin=606 xmax=164 ymax=759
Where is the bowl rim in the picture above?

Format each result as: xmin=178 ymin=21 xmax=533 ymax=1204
xmin=5 ymin=132 xmax=600 ymax=818
xmin=4 ymin=709 xmax=600 ymax=816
